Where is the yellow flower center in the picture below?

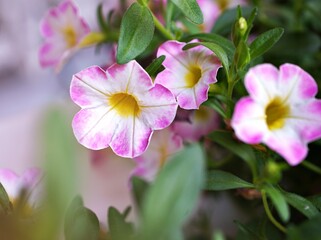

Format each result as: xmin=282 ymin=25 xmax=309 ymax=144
xmin=109 ymin=93 xmax=140 ymax=117
xmin=265 ymin=97 xmax=290 ymax=130
xmin=62 ymin=26 xmax=77 ymax=48
xmin=194 ymin=106 xmax=209 ymax=122
xmin=185 ymin=65 xmax=202 ymax=88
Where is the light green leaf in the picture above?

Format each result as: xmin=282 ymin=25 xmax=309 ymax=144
xmin=283 ymin=191 xmax=319 ymax=219
xmin=108 ymin=207 xmax=134 ymax=240
xmin=169 ymin=0 xmax=203 ymax=24
xmin=206 ymin=170 xmax=254 ymax=191
xmin=250 ymin=28 xmax=284 ymax=60
xmin=264 ymin=185 xmax=290 ymax=222
xmin=138 ymin=144 xmax=205 ymax=240
xmin=117 ymin=3 xmax=154 ymax=63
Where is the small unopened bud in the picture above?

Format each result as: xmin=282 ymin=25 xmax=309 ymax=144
xmin=232 ymin=17 xmax=248 ymax=46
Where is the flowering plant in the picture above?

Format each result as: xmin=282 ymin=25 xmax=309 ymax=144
xmin=2 ymin=0 xmax=321 ymax=239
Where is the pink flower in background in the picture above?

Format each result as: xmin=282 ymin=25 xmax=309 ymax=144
xmin=71 ymin=60 xmax=178 ymax=158
xmin=173 ymin=106 xmax=220 ymax=142
xmin=39 ymin=0 xmax=90 ymax=71
xmin=0 ymin=168 xmax=42 ymax=212
xmin=231 ymin=63 xmax=321 ymax=165
xmin=131 ymin=127 xmax=183 ymax=182
xmin=155 ymin=40 xmax=221 ymax=109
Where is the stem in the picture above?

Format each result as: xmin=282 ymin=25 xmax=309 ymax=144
xmin=261 ymin=190 xmax=287 ymax=233
xmin=152 ymin=13 xmax=174 ymax=40
xmin=302 ymin=161 xmax=321 ymax=175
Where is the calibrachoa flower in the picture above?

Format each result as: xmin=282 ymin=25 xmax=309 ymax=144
xmin=39 ymin=0 xmax=90 ymax=71
xmin=0 ymin=168 xmax=42 ymax=214
xmin=131 ymin=127 xmax=183 ymax=182
xmin=172 ymin=106 xmax=220 ymax=142
xmin=71 ymin=60 xmax=178 ymax=158
xmin=231 ymin=63 xmax=321 ymax=165
xmin=154 ymin=40 xmax=221 ymax=109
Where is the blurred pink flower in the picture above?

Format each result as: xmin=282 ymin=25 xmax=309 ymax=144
xmin=0 ymin=168 xmax=42 ymax=211
xmin=131 ymin=127 xmax=183 ymax=182
xmin=231 ymin=63 xmax=321 ymax=165
xmin=155 ymin=40 xmax=221 ymax=109
xmin=173 ymin=106 xmax=220 ymax=142
xmin=70 ymin=60 xmax=178 ymax=158
xmin=39 ymin=0 xmax=90 ymax=71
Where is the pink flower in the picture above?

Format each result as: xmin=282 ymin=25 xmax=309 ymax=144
xmin=70 ymin=60 xmax=178 ymax=158
xmin=154 ymin=40 xmax=221 ymax=110
xmin=0 ymin=168 xmax=42 ymax=211
xmin=173 ymin=106 xmax=220 ymax=142
xmin=39 ymin=0 xmax=90 ymax=71
xmin=131 ymin=127 xmax=183 ymax=182
xmin=231 ymin=63 xmax=321 ymax=165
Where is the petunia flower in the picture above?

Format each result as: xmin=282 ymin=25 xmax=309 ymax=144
xmin=231 ymin=63 xmax=321 ymax=165
xmin=0 ymin=168 xmax=42 ymax=215
xmin=131 ymin=127 xmax=183 ymax=182
xmin=154 ymin=40 xmax=221 ymax=110
xmin=39 ymin=0 xmax=90 ymax=71
xmin=70 ymin=60 xmax=178 ymax=158
xmin=172 ymin=106 xmax=220 ymax=142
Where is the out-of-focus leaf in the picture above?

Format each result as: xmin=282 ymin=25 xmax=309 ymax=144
xmin=108 ymin=207 xmax=134 ymax=240
xmin=308 ymin=194 xmax=321 ymax=211
xmin=131 ymin=176 xmax=149 ymax=212
xmin=0 ymin=182 xmax=11 ymax=213
xmin=117 ymin=3 xmax=154 ymax=63
xmin=235 ymin=220 xmax=265 ymax=240
xmin=170 ymin=0 xmax=203 ymax=24
xmin=138 ymin=144 xmax=205 ymax=240
xmin=249 ymin=28 xmax=284 ymax=60
xmin=264 ymin=185 xmax=290 ymax=222
xmin=287 ymin=214 xmax=321 ymax=240
xmin=206 ymin=170 xmax=254 ymax=191
xmin=283 ymin=191 xmax=319 ymax=219
xmin=64 ymin=196 xmax=84 ymax=236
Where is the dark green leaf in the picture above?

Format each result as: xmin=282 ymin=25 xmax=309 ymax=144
xmin=183 ymin=42 xmax=229 ymax=75
xmin=65 ymin=207 xmax=100 ymax=240
xmin=204 ymin=97 xmax=227 ymax=119
xmin=131 ymin=176 xmax=149 ymax=212
xmin=235 ymin=220 xmax=265 ymax=240
xmin=138 ymin=144 xmax=205 ymax=239
xmin=0 ymin=182 xmax=11 ymax=213
xmin=264 ymin=185 xmax=290 ymax=222
xmin=212 ymin=7 xmax=252 ymax=35
xmin=182 ymin=33 xmax=235 ymax=59
xmin=206 ymin=170 xmax=254 ymax=191
xmin=117 ymin=3 xmax=154 ymax=63
xmin=249 ymin=28 xmax=284 ymax=60
xmin=170 ymin=0 xmax=203 ymax=24
xmin=108 ymin=207 xmax=134 ymax=240
xmin=283 ymin=191 xmax=319 ymax=219
xmin=287 ymin=214 xmax=321 ymax=240
xmin=97 ymin=3 xmax=108 ymax=33
xmin=234 ymin=40 xmax=250 ymax=69
xmin=308 ymin=194 xmax=321 ymax=211
xmin=208 ymin=131 xmax=256 ymax=174
xmin=145 ymin=55 xmax=166 ymax=76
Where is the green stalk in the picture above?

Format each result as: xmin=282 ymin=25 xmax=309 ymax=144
xmin=152 ymin=13 xmax=174 ymax=40
xmin=302 ymin=161 xmax=321 ymax=175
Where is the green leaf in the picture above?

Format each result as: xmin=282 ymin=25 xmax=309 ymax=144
xmin=287 ymin=214 xmax=321 ymax=240
xmin=138 ymin=144 xmax=205 ymax=239
xmin=64 ymin=196 xmax=84 ymax=236
xmin=169 ymin=0 xmax=203 ymax=24
xmin=108 ymin=207 xmax=134 ymax=240
xmin=283 ymin=191 xmax=319 ymax=219
xmin=97 ymin=3 xmax=108 ymax=33
xmin=235 ymin=220 xmax=265 ymax=240
xmin=204 ymin=97 xmax=228 ymax=119
xmin=212 ymin=7 xmax=252 ymax=35
xmin=131 ymin=176 xmax=149 ymax=212
xmin=264 ymin=185 xmax=290 ymax=222
xmin=234 ymin=40 xmax=250 ymax=69
xmin=65 ymin=207 xmax=100 ymax=240
xmin=0 ymin=182 xmax=11 ymax=213
xmin=182 ymin=33 xmax=235 ymax=59
xmin=145 ymin=55 xmax=166 ymax=77
xmin=308 ymin=194 xmax=321 ymax=211
xmin=249 ymin=28 xmax=284 ymax=60
xmin=206 ymin=170 xmax=254 ymax=191
xmin=208 ymin=131 xmax=256 ymax=174
xmin=183 ymin=42 xmax=229 ymax=76
xmin=117 ymin=3 xmax=154 ymax=64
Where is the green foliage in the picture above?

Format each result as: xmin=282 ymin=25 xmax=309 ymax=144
xmin=206 ymin=170 xmax=254 ymax=191
xmin=131 ymin=176 xmax=150 ymax=212
xmin=169 ymin=0 xmax=203 ymax=24
xmin=117 ymin=3 xmax=154 ymax=63
xmin=108 ymin=207 xmax=134 ymax=240
xmin=287 ymin=214 xmax=321 ymax=240
xmin=137 ymin=144 xmax=205 ymax=240
xmin=250 ymin=28 xmax=284 ymax=60
xmin=0 ymin=182 xmax=12 ymax=214
xmin=145 ymin=55 xmax=166 ymax=77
